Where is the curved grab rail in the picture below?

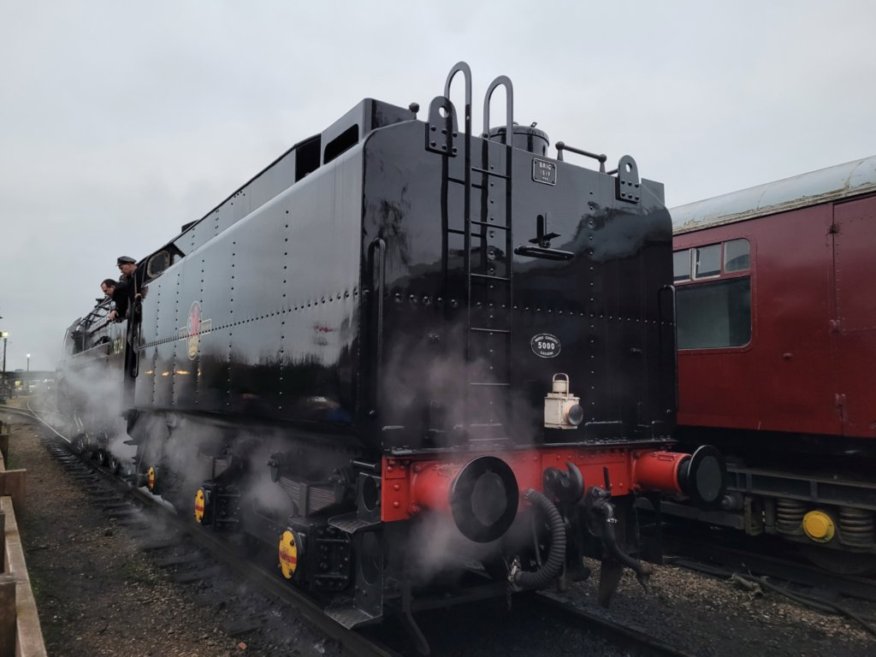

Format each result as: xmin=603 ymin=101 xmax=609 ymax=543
xmin=482 ymin=75 xmax=513 ymax=144
xmin=444 ymin=61 xmax=472 ymax=136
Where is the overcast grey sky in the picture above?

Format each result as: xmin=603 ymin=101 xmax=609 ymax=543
xmin=2 ymin=0 xmax=875 ymax=371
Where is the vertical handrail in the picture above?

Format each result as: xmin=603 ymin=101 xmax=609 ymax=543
xmin=658 ymin=284 xmax=679 ymax=417
xmin=481 ymin=75 xmax=514 ymax=341
xmin=482 ymin=76 xmax=515 ymax=437
xmin=368 ymin=238 xmax=387 ymax=414
xmin=482 ymin=76 xmax=515 ymax=288
xmin=444 ymin=62 xmax=474 ymax=347
xmin=445 ymin=63 xmax=476 ymax=440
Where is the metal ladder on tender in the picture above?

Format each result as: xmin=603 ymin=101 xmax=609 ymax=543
xmin=438 ymin=64 xmax=515 ymax=445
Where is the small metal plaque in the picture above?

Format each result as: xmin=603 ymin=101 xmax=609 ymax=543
xmin=532 ymin=158 xmax=557 ymax=186
xmin=531 ymin=333 xmax=561 ymax=358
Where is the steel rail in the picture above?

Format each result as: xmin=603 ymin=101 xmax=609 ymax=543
xmin=661 ymin=531 xmax=876 ymax=603
xmin=534 ymin=592 xmax=698 ymax=657
xmin=0 ymin=404 xmax=69 ymax=442
xmin=127 ymin=485 xmax=402 ymax=657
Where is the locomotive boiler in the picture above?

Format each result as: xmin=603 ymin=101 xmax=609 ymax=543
xmin=60 ymin=62 xmax=724 ymax=642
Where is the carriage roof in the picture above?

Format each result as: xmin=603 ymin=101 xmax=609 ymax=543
xmin=671 ymin=155 xmax=876 ymax=234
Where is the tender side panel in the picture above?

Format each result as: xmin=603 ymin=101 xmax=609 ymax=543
xmin=150 ymin=268 xmax=183 ymax=408
xmin=173 ymin=150 xmax=298 ymax=257
xmin=170 ymin=100 xmax=413 ymax=260
xmin=173 ymin=254 xmax=202 ymax=408
xmin=136 ymin=149 xmax=363 ymax=427
xmin=196 ymin=235 xmax=235 ymax=411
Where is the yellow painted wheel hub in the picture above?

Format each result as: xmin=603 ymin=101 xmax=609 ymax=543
xmin=802 ymin=510 xmax=835 ymax=542
xmin=146 ymin=466 xmax=157 ymax=492
xmin=194 ymin=488 xmax=206 ymax=523
xmin=278 ymin=529 xmax=299 ymax=580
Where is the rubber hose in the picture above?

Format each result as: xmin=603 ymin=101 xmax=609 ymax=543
xmin=511 ymin=489 xmax=566 ymax=589
xmin=593 ymin=497 xmax=653 ymax=585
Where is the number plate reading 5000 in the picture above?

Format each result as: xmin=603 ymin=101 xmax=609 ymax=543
xmin=530 ymin=333 xmax=561 ymax=358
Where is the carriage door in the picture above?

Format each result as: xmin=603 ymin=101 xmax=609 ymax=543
xmin=832 ymin=194 xmax=876 ymax=437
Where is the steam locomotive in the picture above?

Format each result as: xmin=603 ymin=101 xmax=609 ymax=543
xmin=667 ymin=156 xmax=876 ymax=572
xmin=60 ymin=63 xmax=724 ymax=643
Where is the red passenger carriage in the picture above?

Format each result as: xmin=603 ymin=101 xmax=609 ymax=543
xmin=670 ymin=156 xmax=876 ymax=567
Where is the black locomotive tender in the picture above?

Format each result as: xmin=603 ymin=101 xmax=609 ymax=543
xmin=62 ymin=63 xmax=723 ymax=638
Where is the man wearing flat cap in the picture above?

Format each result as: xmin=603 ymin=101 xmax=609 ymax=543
xmin=116 ymin=255 xmax=147 ymax=320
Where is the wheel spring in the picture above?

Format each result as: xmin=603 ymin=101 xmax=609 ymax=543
xmin=838 ymin=507 xmax=875 ymax=548
xmin=775 ymin=498 xmax=807 ymax=535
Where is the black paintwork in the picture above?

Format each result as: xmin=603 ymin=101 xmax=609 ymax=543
xmin=363 ymin=121 xmax=675 ymax=449
xmin=128 ymin=96 xmax=675 ymax=454
xmin=57 ymin=73 xmax=679 ymax=626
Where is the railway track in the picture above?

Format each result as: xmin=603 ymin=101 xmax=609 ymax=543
xmin=649 ymin=522 xmax=876 ymax=638
xmin=5 ymin=402 xmax=701 ymax=656
xmin=1 ymin=403 xmax=401 ymax=657
xmin=654 ymin=522 xmax=876 ymax=603
xmin=531 ymin=592 xmax=697 ymax=657
xmin=62 ymin=449 xmax=404 ymax=656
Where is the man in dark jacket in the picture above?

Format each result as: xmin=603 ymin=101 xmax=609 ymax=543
xmin=100 ymin=278 xmax=128 ymax=321
xmin=116 ymin=256 xmax=147 ymax=320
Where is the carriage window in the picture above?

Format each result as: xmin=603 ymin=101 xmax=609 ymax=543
xmin=677 ymin=277 xmax=751 ymax=349
xmin=694 ymin=244 xmax=721 ymax=278
xmin=673 ymin=249 xmax=691 ymax=282
xmin=723 ymin=239 xmax=750 ymax=272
